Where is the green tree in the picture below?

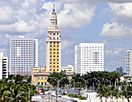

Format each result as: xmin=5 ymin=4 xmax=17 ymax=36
xmin=0 ymin=75 xmax=36 ymax=102
xmin=47 ymin=72 xmax=69 ymax=87
xmin=121 ymin=82 xmax=132 ymax=102
xmin=97 ymin=85 xmax=110 ymax=102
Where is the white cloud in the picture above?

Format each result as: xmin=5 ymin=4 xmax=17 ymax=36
xmin=109 ymin=3 xmax=132 ymax=21
xmin=62 ymin=39 xmax=73 ymax=50
xmin=0 ymin=6 xmax=15 ymax=24
xmin=0 ymin=0 xmax=96 ymax=34
xmin=15 ymin=20 xmax=37 ymax=33
xmin=101 ymin=22 xmax=132 ymax=38
xmin=2 ymin=0 xmax=131 ymax=35
xmin=42 ymin=2 xmax=54 ymax=12
xmin=60 ymin=0 xmax=132 ymax=4
xmin=58 ymin=3 xmax=95 ymax=28
xmin=114 ymin=48 xmax=124 ymax=54
xmin=105 ymin=48 xmax=124 ymax=55
xmin=101 ymin=3 xmax=132 ymax=38
xmin=0 ymin=20 xmax=37 ymax=33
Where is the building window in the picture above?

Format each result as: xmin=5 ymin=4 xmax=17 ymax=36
xmin=38 ymin=82 xmax=40 ymax=85
xmin=41 ymin=83 xmax=43 ymax=85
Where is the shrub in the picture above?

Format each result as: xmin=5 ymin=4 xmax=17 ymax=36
xmin=68 ymin=94 xmax=86 ymax=100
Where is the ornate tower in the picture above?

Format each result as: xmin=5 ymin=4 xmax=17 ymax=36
xmin=46 ymin=5 xmax=61 ymax=72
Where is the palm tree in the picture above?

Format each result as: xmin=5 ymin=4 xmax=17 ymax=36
xmin=121 ymin=82 xmax=132 ymax=102
xmin=97 ymin=85 xmax=110 ymax=102
xmin=97 ymin=85 xmax=104 ymax=102
xmin=0 ymin=74 xmax=36 ymax=102
xmin=109 ymin=86 xmax=119 ymax=102
xmin=114 ymin=89 xmax=121 ymax=102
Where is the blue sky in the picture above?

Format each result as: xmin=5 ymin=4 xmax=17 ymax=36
xmin=0 ymin=0 xmax=132 ymax=72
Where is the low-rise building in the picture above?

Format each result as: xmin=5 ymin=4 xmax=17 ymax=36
xmin=32 ymin=67 xmax=74 ymax=87
xmin=61 ymin=65 xmax=74 ymax=73
xmin=32 ymin=67 xmax=50 ymax=87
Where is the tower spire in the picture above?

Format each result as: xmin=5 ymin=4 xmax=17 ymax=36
xmin=52 ymin=4 xmax=56 ymax=14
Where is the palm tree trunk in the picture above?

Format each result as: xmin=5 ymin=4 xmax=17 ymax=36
xmin=117 ymin=98 xmax=118 ymax=102
xmin=100 ymin=97 xmax=103 ymax=102
xmin=122 ymin=97 xmax=124 ymax=102
xmin=110 ymin=97 xmax=113 ymax=102
xmin=105 ymin=97 xmax=107 ymax=102
xmin=112 ymin=97 xmax=114 ymax=102
xmin=127 ymin=98 xmax=130 ymax=102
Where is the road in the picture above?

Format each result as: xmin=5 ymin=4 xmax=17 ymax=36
xmin=41 ymin=94 xmax=74 ymax=102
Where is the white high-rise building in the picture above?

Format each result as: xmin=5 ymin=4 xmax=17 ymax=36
xmin=0 ymin=52 xmax=8 ymax=80
xmin=10 ymin=38 xmax=38 ymax=75
xmin=126 ymin=50 xmax=132 ymax=76
xmin=75 ymin=43 xmax=104 ymax=75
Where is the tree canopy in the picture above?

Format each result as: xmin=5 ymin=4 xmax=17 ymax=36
xmin=0 ymin=75 xmax=36 ymax=102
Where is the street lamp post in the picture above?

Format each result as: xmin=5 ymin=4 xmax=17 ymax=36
xmin=71 ymin=79 xmax=76 ymax=94
xmin=78 ymin=77 xmax=89 ymax=101
xmin=49 ymin=77 xmax=58 ymax=102
xmin=49 ymin=85 xmax=52 ymax=102
xmin=57 ymin=77 xmax=67 ymax=102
